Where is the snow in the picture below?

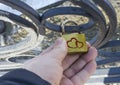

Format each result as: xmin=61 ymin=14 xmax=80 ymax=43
xmin=0 ymin=0 xmax=60 ymax=15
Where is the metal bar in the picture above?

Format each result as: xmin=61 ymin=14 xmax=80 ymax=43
xmin=99 ymin=51 xmax=120 ymax=58
xmin=97 ymin=57 xmax=120 ymax=65
xmin=93 ymin=67 xmax=120 ymax=76
xmin=87 ymin=76 xmax=120 ymax=83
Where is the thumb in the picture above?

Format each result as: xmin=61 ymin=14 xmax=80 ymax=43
xmin=46 ymin=38 xmax=68 ymax=62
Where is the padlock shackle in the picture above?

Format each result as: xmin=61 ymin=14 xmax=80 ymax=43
xmin=61 ymin=20 xmax=78 ymax=34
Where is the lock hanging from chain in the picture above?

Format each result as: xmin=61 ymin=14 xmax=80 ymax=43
xmin=61 ymin=20 xmax=88 ymax=53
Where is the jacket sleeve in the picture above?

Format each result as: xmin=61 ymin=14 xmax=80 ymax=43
xmin=0 ymin=69 xmax=51 ymax=85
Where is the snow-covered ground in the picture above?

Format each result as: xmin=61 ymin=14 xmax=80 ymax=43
xmin=0 ymin=0 xmax=60 ymax=15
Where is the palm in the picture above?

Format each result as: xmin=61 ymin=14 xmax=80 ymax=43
xmin=24 ymin=39 xmax=97 ymax=85
xmin=38 ymin=40 xmax=97 ymax=85
xmin=60 ymin=47 xmax=97 ymax=85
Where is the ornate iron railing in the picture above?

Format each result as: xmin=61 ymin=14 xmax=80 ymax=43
xmin=0 ymin=0 xmax=119 ymax=84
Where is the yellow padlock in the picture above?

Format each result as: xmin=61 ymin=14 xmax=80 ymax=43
xmin=61 ymin=20 xmax=88 ymax=53
xmin=62 ymin=33 xmax=88 ymax=53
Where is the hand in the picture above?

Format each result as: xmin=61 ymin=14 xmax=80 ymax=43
xmin=23 ymin=38 xmax=97 ymax=85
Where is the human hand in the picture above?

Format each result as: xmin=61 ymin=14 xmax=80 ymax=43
xmin=23 ymin=38 xmax=97 ymax=85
